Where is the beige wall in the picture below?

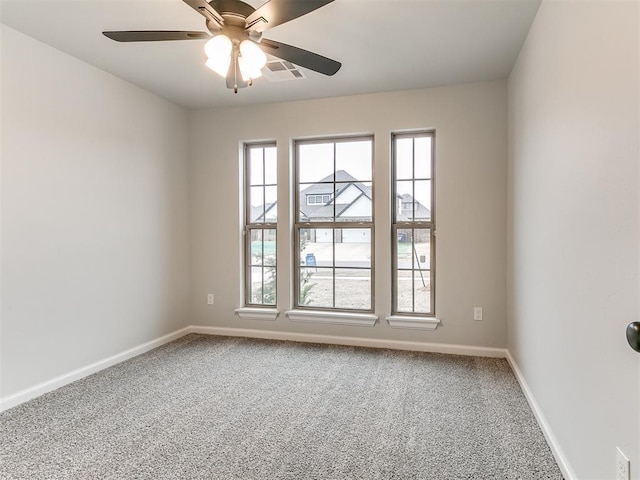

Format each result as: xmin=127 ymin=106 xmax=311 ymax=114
xmin=189 ymin=80 xmax=508 ymax=347
xmin=0 ymin=26 xmax=191 ymax=398
xmin=507 ymin=1 xmax=640 ymax=478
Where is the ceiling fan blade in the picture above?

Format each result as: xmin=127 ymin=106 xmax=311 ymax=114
xmin=103 ymin=31 xmax=210 ymax=42
xmin=260 ymin=39 xmax=341 ymax=76
xmin=245 ymin=0 xmax=334 ymax=33
xmin=182 ymin=0 xmax=224 ymax=28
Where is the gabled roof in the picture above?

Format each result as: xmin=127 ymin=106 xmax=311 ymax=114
xmin=299 ymin=203 xmax=352 ymax=221
xmin=397 ymin=193 xmax=431 ymax=221
xmin=252 ymin=202 xmax=277 ymax=222
xmin=251 ymin=170 xmax=430 ymax=222
xmin=300 ymin=170 xmax=372 ymax=200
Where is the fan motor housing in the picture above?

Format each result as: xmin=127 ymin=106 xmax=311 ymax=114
xmin=209 ymin=0 xmax=255 ymax=20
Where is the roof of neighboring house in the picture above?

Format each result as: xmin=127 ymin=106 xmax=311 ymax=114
xmin=251 ymin=202 xmax=277 ymax=222
xmin=251 ymin=170 xmax=430 ymax=222
xmin=299 ymin=170 xmax=373 ymax=221
xmin=397 ymin=193 xmax=431 ymax=221
xmin=300 ymin=170 xmax=372 ymax=199
xmin=299 ymin=203 xmax=352 ymax=221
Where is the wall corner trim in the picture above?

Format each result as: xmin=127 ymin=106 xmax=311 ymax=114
xmin=505 ymin=351 xmax=577 ymax=480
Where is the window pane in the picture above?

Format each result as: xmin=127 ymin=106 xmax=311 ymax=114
xmin=300 ymin=228 xmax=332 ymax=266
xmin=264 ymin=185 xmax=277 ymax=222
xmin=265 ymin=203 xmax=277 ymax=223
xmin=264 ymin=147 xmax=277 ymax=185
xmin=261 ymin=265 xmax=276 ymax=305
xmin=247 ymin=219 xmax=276 ymax=304
xmin=299 ymin=267 xmax=330 ymax=308
xmin=413 ymin=180 xmax=431 ymax=221
xmin=396 ymin=180 xmax=414 ymax=221
xmin=396 ymin=270 xmax=413 ymax=312
xmin=335 ymin=228 xmax=371 ymax=268
xmin=250 ymin=229 xmax=263 ymax=266
xmin=249 ymin=186 xmax=264 ymax=223
xmin=249 ymin=148 xmax=264 ymax=186
xmin=412 ymin=228 xmax=431 ymax=269
xmin=396 ymin=228 xmax=412 ymax=269
xmin=414 ymin=136 xmax=432 ymax=179
xmin=413 ymin=272 xmax=431 ymax=314
xmin=336 ymin=141 xmax=372 ymax=182
xmin=334 ymin=182 xmax=372 ymax=222
xmin=335 ymin=268 xmax=371 ymax=310
xmin=299 ymin=184 xmax=333 ymax=222
xmin=299 ymin=143 xmax=334 ymax=183
xmin=395 ymin=270 xmax=430 ymax=314
xmin=395 ymin=137 xmax=413 ymax=180
xmin=263 ymin=229 xmax=276 ymax=266
xmin=250 ymin=266 xmax=263 ymax=304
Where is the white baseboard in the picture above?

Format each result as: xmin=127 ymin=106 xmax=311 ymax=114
xmin=1 ymin=324 xmax=573 ymax=479
xmin=0 ymin=324 xmax=507 ymax=413
xmin=505 ymin=351 xmax=576 ymax=480
xmin=0 ymin=327 xmax=192 ymax=413
xmin=189 ymin=325 xmax=507 ymax=358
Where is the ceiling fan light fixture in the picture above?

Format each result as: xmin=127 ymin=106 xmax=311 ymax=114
xmin=103 ymin=0 xmax=342 ymax=92
xmin=238 ymin=39 xmax=267 ymax=81
xmin=204 ymin=34 xmax=232 ymax=77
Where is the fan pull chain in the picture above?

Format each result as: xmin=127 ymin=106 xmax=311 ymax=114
xmin=233 ymin=47 xmax=239 ymax=94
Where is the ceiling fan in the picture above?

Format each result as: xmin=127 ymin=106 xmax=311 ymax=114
xmin=103 ymin=0 xmax=341 ymax=93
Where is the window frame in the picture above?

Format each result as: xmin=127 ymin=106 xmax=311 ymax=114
xmin=243 ymin=141 xmax=278 ymax=308
xmin=293 ymin=135 xmax=375 ymax=313
xmin=391 ymin=130 xmax=436 ymax=316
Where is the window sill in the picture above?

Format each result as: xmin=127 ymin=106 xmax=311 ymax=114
xmin=235 ymin=307 xmax=279 ymax=321
xmin=285 ymin=309 xmax=378 ymax=327
xmin=386 ymin=315 xmax=440 ymax=330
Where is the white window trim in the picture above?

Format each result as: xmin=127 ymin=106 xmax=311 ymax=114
xmin=386 ymin=315 xmax=440 ymax=330
xmin=286 ymin=309 xmax=378 ymax=327
xmin=235 ymin=307 xmax=279 ymax=321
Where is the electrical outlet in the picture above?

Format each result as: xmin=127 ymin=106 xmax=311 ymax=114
xmin=207 ymin=294 xmax=214 ymax=305
xmin=617 ymin=447 xmax=630 ymax=480
xmin=473 ymin=307 xmax=483 ymax=321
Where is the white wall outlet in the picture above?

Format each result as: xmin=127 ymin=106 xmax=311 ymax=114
xmin=207 ymin=294 xmax=214 ymax=305
xmin=473 ymin=307 xmax=483 ymax=321
xmin=616 ymin=447 xmax=630 ymax=480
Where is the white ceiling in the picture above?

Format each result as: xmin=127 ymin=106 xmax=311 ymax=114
xmin=0 ymin=0 xmax=541 ymax=109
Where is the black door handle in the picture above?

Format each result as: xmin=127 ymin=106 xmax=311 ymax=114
xmin=627 ymin=322 xmax=640 ymax=353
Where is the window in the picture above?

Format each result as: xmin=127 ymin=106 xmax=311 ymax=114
xmin=306 ymin=194 xmax=332 ymax=205
xmin=244 ymin=143 xmax=277 ymax=306
xmin=294 ymin=136 xmax=374 ymax=311
xmin=392 ymin=131 xmax=435 ymax=315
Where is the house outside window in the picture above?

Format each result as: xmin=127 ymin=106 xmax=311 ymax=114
xmin=244 ymin=143 xmax=277 ymax=306
xmin=392 ymin=131 xmax=435 ymax=315
xmin=294 ymin=136 xmax=374 ymax=311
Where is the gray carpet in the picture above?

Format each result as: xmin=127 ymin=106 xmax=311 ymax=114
xmin=1 ymin=334 xmax=563 ymax=479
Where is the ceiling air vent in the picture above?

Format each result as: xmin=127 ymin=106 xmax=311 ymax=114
xmin=262 ymin=60 xmax=307 ymax=82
